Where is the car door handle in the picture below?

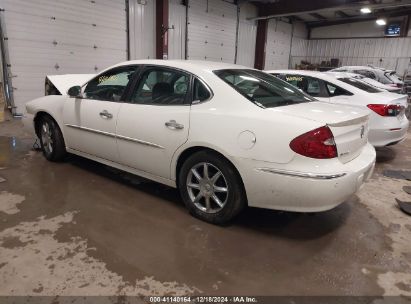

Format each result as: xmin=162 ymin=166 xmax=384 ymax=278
xmin=165 ymin=120 xmax=184 ymax=130
xmin=99 ymin=110 xmax=113 ymax=119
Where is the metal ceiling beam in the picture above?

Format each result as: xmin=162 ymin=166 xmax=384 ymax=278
xmin=335 ymin=10 xmax=350 ymax=18
xmin=307 ymin=7 xmax=411 ymax=28
xmin=250 ymin=0 xmax=411 ymax=20
xmin=291 ymin=15 xmax=305 ymax=22
xmin=310 ymin=13 xmax=327 ymax=20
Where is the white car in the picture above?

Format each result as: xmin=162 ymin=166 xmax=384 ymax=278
xmin=268 ymin=70 xmax=409 ymax=147
xmin=331 ymin=66 xmax=404 ymax=90
xmin=23 ymin=60 xmax=376 ymax=224
xmin=327 ymin=71 xmax=402 ymax=93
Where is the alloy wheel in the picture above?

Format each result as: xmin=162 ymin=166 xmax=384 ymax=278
xmin=186 ymin=162 xmax=229 ymax=213
xmin=41 ymin=121 xmax=53 ymax=155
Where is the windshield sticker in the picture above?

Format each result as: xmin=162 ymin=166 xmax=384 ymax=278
xmin=286 ymin=76 xmax=303 ymax=82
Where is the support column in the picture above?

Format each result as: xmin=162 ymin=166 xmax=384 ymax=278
xmin=254 ymin=19 xmax=268 ymax=70
xmin=156 ymin=0 xmax=169 ymax=59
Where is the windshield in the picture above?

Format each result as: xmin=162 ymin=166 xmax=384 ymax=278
xmin=338 ymin=78 xmax=382 ymax=93
xmin=214 ymin=69 xmax=315 ymax=108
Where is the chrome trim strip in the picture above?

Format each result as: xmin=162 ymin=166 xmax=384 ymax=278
xmin=65 ymin=124 xmax=116 ymax=138
xmin=65 ymin=124 xmax=164 ymax=149
xmin=116 ymin=134 xmax=165 ymax=149
xmin=256 ymin=168 xmax=347 ymax=180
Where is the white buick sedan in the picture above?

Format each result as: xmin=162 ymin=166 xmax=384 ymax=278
xmin=268 ymin=70 xmax=409 ymax=147
xmin=24 ymin=60 xmax=376 ymax=224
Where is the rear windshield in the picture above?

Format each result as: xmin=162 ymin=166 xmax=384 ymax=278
xmin=385 ymin=72 xmax=402 ymax=83
xmin=214 ymin=69 xmax=315 ymax=108
xmin=338 ymin=78 xmax=382 ymax=93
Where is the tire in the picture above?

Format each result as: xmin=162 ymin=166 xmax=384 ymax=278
xmin=37 ymin=115 xmax=67 ymax=162
xmin=178 ymin=150 xmax=246 ymax=225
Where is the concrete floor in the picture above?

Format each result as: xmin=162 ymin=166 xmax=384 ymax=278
xmin=0 ymin=113 xmax=411 ymax=297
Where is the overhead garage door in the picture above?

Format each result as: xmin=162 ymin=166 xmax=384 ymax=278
xmin=265 ymin=19 xmax=292 ymax=70
xmin=0 ymin=0 xmax=127 ymax=115
xmin=187 ymin=0 xmax=237 ymax=63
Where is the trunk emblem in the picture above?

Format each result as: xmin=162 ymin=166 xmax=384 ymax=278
xmin=360 ymin=125 xmax=365 ymax=138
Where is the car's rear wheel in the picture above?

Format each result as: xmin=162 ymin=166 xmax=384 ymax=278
xmin=38 ymin=116 xmax=66 ymax=162
xmin=178 ymin=150 xmax=246 ymax=225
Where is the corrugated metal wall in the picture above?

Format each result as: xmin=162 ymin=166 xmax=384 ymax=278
xmin=303 ymin=38 xmax=411 ymax=75
xmin=129 ymin=0 xmax=156 ymax=60
xmin=187 ymin=0 xmax=237 ymax=63
xmin=236 ymin=2 xmax=257 ymax=67
xmin=168 ymin=0 xmax=186 ymax=60
xmin=0 ymin=0 xmax=127 ymax=114
xmin=264 ymin=20 xmax=292 ymax=70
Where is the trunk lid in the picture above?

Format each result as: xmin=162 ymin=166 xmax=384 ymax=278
xmin=374 ymin=92 xmax=409 ymax=120
xmin=278 ymin=101 xmax=370 ymax=163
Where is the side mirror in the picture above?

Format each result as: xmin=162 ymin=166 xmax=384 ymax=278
xmin=67 ymin=86 xmax=82 ymax=98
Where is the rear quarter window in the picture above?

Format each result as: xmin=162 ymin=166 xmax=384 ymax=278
xmin=214 ymin=69 xmax=315 ymax=108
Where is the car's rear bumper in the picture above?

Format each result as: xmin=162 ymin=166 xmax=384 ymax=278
xmin=369 ymin=117 xmax=409 ymax=147
xmin=236 ymin=143 xmax=376 ymax=212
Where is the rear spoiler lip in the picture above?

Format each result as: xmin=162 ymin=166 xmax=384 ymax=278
xmin=327 ymin=115 xmax=369 ymax=127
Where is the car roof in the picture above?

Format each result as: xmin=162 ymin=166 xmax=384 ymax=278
xmin=266 ymin=69 xmax=342 ymax=82
xmin=265 ymin=69 xmax=374 ymax=95
xmin=324 ymin=71 xmax=362 ymax=79
xmin=107 ymin=59 xmax=250 ymax=77
xmin=334 ymin=66 xmax=375 ymax=70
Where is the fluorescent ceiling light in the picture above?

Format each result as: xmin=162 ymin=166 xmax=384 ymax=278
xmin=360 ymin=7 xmax=372 ymax=14
xmin=376 ymin=18 xmax=387 ymax=26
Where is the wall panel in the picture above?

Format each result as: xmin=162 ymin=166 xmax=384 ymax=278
xmin=0 ymin=0 xmax=127 ymax=114
xmin=236 ymin=2 xmax=257 ymax=67
xmin=187 ymin=0 xmax=237 ymax=63
xmin=264 ymin=19 xmax=292 ymax=70
xmin=168 ymin=0 xmax=186 ymax=59
xmin=303 ymin=37 xmax=411 ymax=75
xmin=129 ymin=0 xmax=156 ymax=60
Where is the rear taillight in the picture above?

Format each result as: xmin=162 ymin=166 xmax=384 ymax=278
xmin=367 ymin=104 xmax=403 ymax=116
xmin=290 ymin=126 xmax=337 ymax=159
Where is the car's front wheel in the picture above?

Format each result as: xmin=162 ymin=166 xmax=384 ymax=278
xmin=37 ymin=115 xmax=66 ymax=162
xmin=178 ymin=150 xmax=246 ymax=225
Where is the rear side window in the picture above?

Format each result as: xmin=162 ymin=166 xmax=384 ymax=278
xmin=131 ymin=68 xmax=189 ymax=105
xmin=325 ymin=82 xmax=353 ymax=96
xmin=214 ymin=69 xmax=315 ymax=108
xmin=338 ymin=78 xmax=382 ymax=93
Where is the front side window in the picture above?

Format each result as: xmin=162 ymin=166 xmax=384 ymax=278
xmin=84 ymin=67 xmax=136 ymax=101
xmin=337 ymin=78 xmax=382 ymax=93
xmin=214 ymin=69 xmax=315 ymax=108
xmin=276 ymin=74 xmax=328 ymax=98
xmin=131 ymin=68 xmax=189 ymax=105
